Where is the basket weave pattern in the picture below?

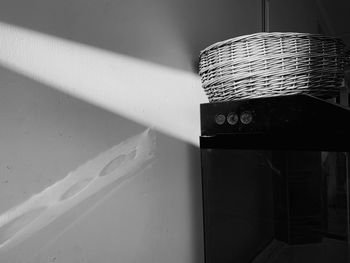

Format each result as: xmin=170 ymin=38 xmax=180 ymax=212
xmin=199 ymin=32 xmax=345 ymax=102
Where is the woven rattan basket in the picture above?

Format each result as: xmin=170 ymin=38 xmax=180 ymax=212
xmin=199 ymin=32 xmax=346 ymax=102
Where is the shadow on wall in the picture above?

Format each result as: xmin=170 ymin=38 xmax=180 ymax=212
xmin=0 ymin=0 xmax=261 ymax=72
xmin=0 ymin=66 xmax=204 ymax=263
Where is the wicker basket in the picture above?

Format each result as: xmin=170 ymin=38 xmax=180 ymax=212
xmin=199 ymin=32 xmax=346 ymax=102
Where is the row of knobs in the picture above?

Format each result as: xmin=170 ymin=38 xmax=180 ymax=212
xmin=215 ymin=111 xmax=253 ymax=125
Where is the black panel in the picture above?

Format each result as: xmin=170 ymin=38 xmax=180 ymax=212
xmin=199 ymin=95 xmax=350 ymax=263
xmin=201 ymin=149 xmax=274 ymax=263
xmin=272 ymin=151 xmax=323 ymax=244
xmin=200 ymin=94 xmax=350 ymax=137
xmin=200 ymin=133 xmax=349 ymax=151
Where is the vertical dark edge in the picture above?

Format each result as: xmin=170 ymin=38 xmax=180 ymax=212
xmin=321 ymin=151 xmax=328 ymax=238
xmin=346 ymin=152 xmax=350 ymax=243
xmin=261 ymin=0 xmax=266 ymax=32
xmin=199 ymin=138 xmax=208 ymax=263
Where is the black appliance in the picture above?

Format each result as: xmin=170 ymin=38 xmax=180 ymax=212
xmin=200 ymin=95 xmax=350 ymax=263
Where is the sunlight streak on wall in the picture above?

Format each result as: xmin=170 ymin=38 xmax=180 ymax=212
xmin=0 ymin=129 xmax=155 ymax=253
xmin=0 ymin=22 xmax=207 ymax=145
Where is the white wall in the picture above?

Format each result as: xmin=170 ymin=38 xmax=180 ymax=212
xmin=0 ymin=0 xmax=262 ymax=72
xmin=0 ymin=68 xmax=203 ymax=263
xmin=0 ymin=0 xmax=261 ymax=262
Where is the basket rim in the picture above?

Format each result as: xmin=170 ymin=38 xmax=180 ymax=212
xmin=199 ymin=32 xmax=345 ymax=57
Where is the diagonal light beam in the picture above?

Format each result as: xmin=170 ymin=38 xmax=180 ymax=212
xmin=0 ymin=22 xmax=207 ymax=145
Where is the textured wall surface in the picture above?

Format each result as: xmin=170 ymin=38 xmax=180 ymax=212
xmin=0 ymin=0 xmax=261 ymax=262
xmin=0 ymin=0 xmax=261 ymax=72
xmin=0 ymin=71 xmax=203 ymax=263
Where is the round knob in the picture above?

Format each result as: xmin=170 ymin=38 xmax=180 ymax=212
xmin=215 ymin=114 xmax=226 ymax=125
xmin=240 ymin=111 xmax=253 ymax=124
xmin=227 ymin=112 xmax=239 ymax=125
